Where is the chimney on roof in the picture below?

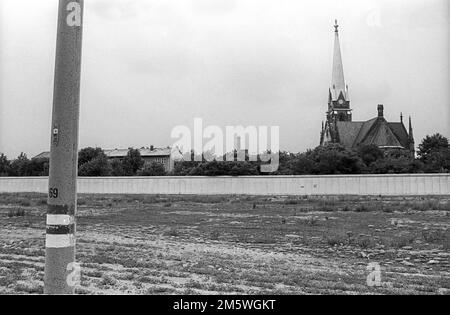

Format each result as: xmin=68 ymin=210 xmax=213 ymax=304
xmin=377 ymin=104 xmax=384 ymax=118
xmin=400 ymin=112 xmax=403 ymax=123
xmin=150 ymin=145 xmax=154 ymax=151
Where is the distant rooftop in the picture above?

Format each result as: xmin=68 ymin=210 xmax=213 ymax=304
xmin=32 ymin=152 xmax=51 ymax=160
xmin=105 ymin=147 xmax=173 ymax=158
xmin=32 ymin=147 xmax=182 ymax=160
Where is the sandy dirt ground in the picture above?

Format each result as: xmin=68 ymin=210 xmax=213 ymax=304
xmin=0 ymin=193 xmax=449 ymax=295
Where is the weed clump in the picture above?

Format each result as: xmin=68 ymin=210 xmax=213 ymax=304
xmin=7 ymin=208 xmax=27 ymax=218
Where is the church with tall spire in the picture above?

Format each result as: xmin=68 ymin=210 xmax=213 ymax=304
xmin=320 ymin=20 xmax=415 ymax=157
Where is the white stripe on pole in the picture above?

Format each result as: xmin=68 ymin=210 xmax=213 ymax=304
xmin=45 ymin=234 xmax=76 ymax=249
xmin=46 ymin=215 xmax=75 ymax=226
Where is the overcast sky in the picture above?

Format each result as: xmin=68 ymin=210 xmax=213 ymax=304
xmin=0 ymin=0 xmax=449 ymax=158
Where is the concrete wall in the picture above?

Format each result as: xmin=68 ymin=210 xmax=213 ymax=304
xmin=0 ymin=174 xmax=449 ymax=196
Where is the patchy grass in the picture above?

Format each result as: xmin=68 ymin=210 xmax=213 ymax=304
xmin=0 ymin=193 xmax=448 ymax=295
xmin=388 ymin=234 xmax=416 ymax=249
xmin=100 ymin=274 xmax=118 ymax=286
xmin=7 ymin=208 xmax=27 ymax=218
xmin=164 ymin=228 xmax=180 ymax=237
xmin=14 ymin=281 xmax=43 ymax=294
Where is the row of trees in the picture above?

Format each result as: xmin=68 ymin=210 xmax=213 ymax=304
xmin=0 ymin=153 xmax=50 ymax=177
xmin=78 ymin=147 xmax=166 ymax=177
xmin=0 ymin=147 xmax=167 ymax=177
xmin=1 ymin=133 xmax=449 ymax=177
xmin=176 ymin=133 xmax=450 ymax=175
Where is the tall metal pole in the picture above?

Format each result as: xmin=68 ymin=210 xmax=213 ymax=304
xmin=44 ymin=0 xmax=84 ymax=295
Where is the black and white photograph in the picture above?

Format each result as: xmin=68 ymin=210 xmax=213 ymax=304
xmin=0 ymin=0 xmax=449 ymax=301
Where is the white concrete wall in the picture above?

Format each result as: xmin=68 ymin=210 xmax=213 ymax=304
xmin=0 ymin=174 xmax=449 ymax=196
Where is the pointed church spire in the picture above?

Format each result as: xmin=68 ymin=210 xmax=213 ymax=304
xmin=331 ymin=20 xmax=347 ymax=101
xmin=408 ymin=116 xmax=415 ymax=156
xmin=409 ymin=116 xmax=414 ymax=137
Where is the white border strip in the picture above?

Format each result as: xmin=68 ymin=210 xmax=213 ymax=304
xmin=46 ymin=215 xmax=74 ymax=226
xmin=45 ymin=234 xmax=75 ymax=248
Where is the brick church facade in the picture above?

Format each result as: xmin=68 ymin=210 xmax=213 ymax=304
xmin=320 ymin=21 xmax=415 ymax=157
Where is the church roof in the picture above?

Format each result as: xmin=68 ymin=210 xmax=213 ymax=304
xmin=335 ymin=121 xmax=364 ymax=148
xmin=388 ymin=122 xmax=410 ymax=148
xmin=361 ymin=119 xmax=403 ymax=148
xmin=335 ymin=117 xmax=410 ymax=149
xmin=353 ymin=118 xmax=378 ymax=146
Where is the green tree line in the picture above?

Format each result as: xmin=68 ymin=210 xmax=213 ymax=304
xmin=1 ymin=133 xmax=449 ymax=177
